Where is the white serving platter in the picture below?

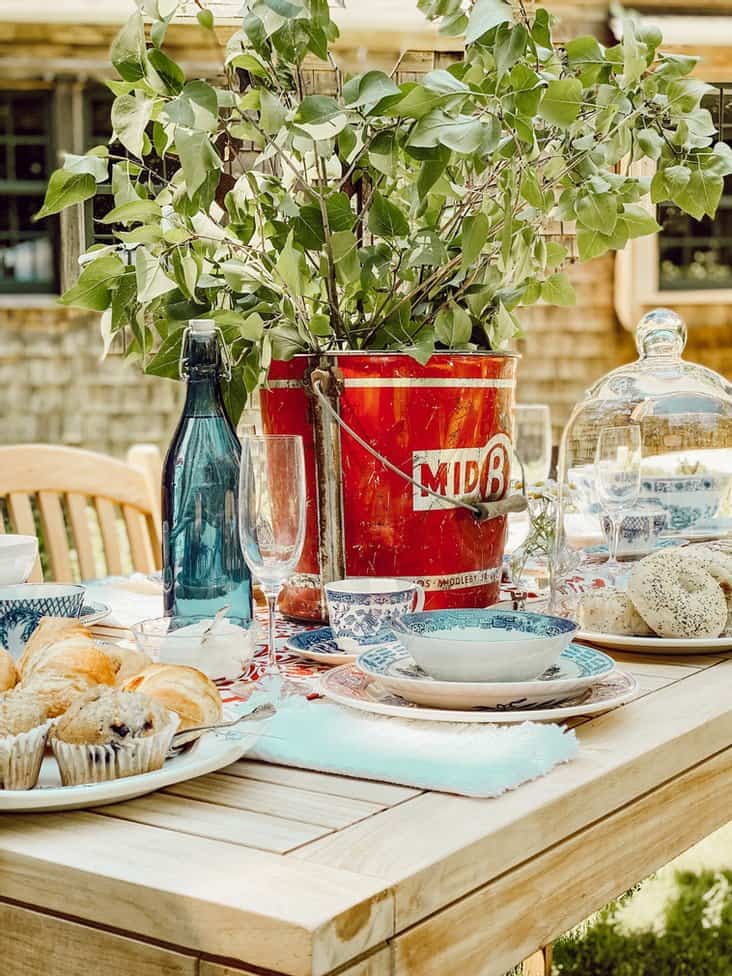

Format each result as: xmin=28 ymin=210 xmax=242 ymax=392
xmin=320 ymin=665 xmax=639 ymax=723
xmin=0 ymin=705 xmax=264 ymax=813
xmin=577 ymin=630 xmax=732 ymax=655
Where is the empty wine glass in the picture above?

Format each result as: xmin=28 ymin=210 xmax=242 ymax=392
xmin=239 ymin=435 xmax=306 ymax=686
xmin=594 ymin=425 xmax=642 ymax=578
xmin=514 ymin=404 xmax=552 ymax=486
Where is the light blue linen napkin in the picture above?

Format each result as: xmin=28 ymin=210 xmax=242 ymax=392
xmin=246 ymin=694 xmax=577 ymax=798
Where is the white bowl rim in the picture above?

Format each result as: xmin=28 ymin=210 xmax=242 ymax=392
xmin=0 ymin=534 xmax=38 ymax=548
xmin=0 ymin=583 xmax=85 ymax=601
xmin=325 ymin=577 xmax=418 ymax=596
xmin=132 ymin=614 xmax=254 ymax=636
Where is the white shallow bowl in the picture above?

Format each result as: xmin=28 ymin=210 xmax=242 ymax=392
xmin=390 ymin=609 xmax=578 ymax=683
xmin=0 ymin=535 xmax=38 ymax=585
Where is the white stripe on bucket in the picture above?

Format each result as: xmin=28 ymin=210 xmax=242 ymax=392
xmin=267 ymin=378 xmax=516 ymax=390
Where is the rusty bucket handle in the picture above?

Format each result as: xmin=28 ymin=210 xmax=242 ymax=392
xmin=310 ymin=374 xmax=527 ymax=524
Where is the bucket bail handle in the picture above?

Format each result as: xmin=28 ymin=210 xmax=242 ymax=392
xmin=309 ymin=374 xmax=527 ymax=523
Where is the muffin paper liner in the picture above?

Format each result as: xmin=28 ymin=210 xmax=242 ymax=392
xmin=51 ymin=715 xmax=180 ymax=787
xmin=0 ymin=721 xmax=52 ymax=790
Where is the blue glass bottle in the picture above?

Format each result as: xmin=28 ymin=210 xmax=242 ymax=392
xmin=162 ymin=320 xmax=253 ymax=621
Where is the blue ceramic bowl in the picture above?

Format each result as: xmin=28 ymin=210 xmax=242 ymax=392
xmin=0 ymin=583 xmax=85 ymax=657
xmin=390 ymin=609 xmax=578 ymax=683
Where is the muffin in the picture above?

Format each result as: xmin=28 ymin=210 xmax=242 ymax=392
xmin=18 ymin=637 xmax=118 ymax=718
xmin=50 ymin=687 xmax=179 ymax=786
xmin=0 ymin=689 xmax=51 ymax=790
xmin=0 ymin=648 xmax=18 ymax=692
xmin=123 ymin=664 xmax=222 ymax=743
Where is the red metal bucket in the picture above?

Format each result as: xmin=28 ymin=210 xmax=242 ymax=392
xmin=260 ymin=352 xmax=517 ymax=621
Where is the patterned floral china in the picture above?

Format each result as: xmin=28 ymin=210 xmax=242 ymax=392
xmin=320 ymin=665 xmax=639 ymax=723
xmin=78 ymin=601 xmax=112 ymax=627
xmin=0 ymin=583 xmax=85 ymax=656
xmin=390 ymin=609 xmax=578 ymax=682
xmin=285 ymin=627 xmax=359 ymax=665
xmin=356 ymin=641 xmax=616 ymax=710
xmin=324 ymin=577 xmax=424 ymax=651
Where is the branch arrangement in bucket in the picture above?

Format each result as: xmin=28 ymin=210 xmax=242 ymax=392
xmin=37 ymin=0 xmax=732 ymax=419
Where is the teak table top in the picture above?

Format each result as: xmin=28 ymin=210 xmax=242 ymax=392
xmin=1 ymin=646 xmax=732 ymax=976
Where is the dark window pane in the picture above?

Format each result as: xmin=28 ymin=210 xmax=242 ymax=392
xmin=12 ymin=94 xmax=49 ymax=136
xmin=16 ymin=195 xmax=45 ymax=228
xmin=0 ymin=147 xmax=8 ymax=181
xmin=14 ymin=142 xmax=47 ymax=180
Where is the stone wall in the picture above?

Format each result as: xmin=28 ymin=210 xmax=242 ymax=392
xmin=0 ymin=302 xmax=184 ymax=455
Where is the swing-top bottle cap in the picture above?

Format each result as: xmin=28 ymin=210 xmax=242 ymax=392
xmin=189 ymin=319 xmax=216 ymax=335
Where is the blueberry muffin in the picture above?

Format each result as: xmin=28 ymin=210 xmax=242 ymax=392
xmin=0 ymin=689 xmax=51 ymax=790
xmin=50 ymin=687 xmax=179 ymax=786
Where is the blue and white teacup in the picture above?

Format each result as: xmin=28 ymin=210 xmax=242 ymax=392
xmin=325 ymin=578 xmax=425 ymax=650
xmin=600 ymin=503 xmax=669 ymax=558
xmin=0 ymin=583 xmax=85 ymax=658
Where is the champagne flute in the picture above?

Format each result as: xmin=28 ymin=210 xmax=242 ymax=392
xmin=239 ymin=435 xmax=306 ymax=687
xmin=594 ymin=425 xmax=642 ymax=579
xmin=514 ymin=403 xmax=552 ymax=486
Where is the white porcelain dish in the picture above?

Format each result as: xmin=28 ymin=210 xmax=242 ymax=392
xmin=390 ymin=608 xmax=578 ymax=682
xmin=0 ymin=534 xmax=38 ymax=585
xmin=356 ymin=640 xmax=615 ymax=709
xmin=320 ymin=665 xmax=639 ymax=723
xmin=0 ymin=704 xmax=264 ymax=812
xmin=577 ymin=630 xmax=732 ymax=655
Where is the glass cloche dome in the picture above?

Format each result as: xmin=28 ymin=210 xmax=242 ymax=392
xmin=554 ymin=308 xmax=732 ymax=600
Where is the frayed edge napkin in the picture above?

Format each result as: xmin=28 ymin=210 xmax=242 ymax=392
xmin=246 ymin=694 xmax=577 ymax=798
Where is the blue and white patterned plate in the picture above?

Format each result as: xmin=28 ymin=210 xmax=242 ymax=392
xmin=285 ymin=627 xmax=360 ymax=666
xmin=321 ymin=664 xmax=638 ymax=723
xmin=79 ymin=601 xmax=111 ymax=627
xmin=355 ymin=640 xmax=615 ymax=710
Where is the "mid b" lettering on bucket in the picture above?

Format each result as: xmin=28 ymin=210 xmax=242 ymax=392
xmin=412 ymin=434 xmax=512 ymax=511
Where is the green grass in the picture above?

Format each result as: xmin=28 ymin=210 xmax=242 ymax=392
xmin=554 ymin=871 xmax=732 ymax=975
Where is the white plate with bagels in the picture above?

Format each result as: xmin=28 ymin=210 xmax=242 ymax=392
xmin=577 ymin=544 xmax=732 ymax=655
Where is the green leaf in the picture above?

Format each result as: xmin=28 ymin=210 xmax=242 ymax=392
xmin=227 ymin=53 xmax=269 ymax=78
xmin=135 ymin=246 xmax=177 ymax=303
xmin=295 ymin=94 xmax=341 ymax=124
xmin=101 ymin=199 xmax=161 ymax=224
xmin=263 ymin=0 xmax=304 ymax=16
xmin=465 ymin=0 xmax=511 ymax=44
xmin=59 ymin=254 xmax=126 ymax=310
xmin=368 ymin=191 xmax=409 ymax=238
xmin=170 ymin=248 xmax=199 ymax=301
xmin=619 ymin=203 xmax=661 ymax=238
xmin=260 ymin=90 xmax=287 ymax=133
xmin=343 ymin=70 xmax=401 ymax=111
xmin=166 ymin=81 xmax=219 ymax=132
xmin=491 ymin=302 xmax=520 ymax=348
xmin=110 ymin=14 xmax=146 ymax=82
xmin=111 ymin=93 xmax=155 ymax=158
xmin=275 ymin=231 xmax=305 ymax=296
xmin=566 ymin=36 xmax=605 ymax=85
xmin=332 ymin=229 xmax=360 ymax=284
xmin=576 ymin=226 xmax=613 ymax=261
xmin=386 ymin=84 xmax=443 ymax=120
xmin=409 ymin=111 xmax=496 ymax=154
xmin=670 ymin=169 xmax=724 ymax=220
xmin=494 ymin=23 xmax=528 ymax=78
xmin=175 ymin=127 xmax=222 ymax=198
xmin=460 ymin=212 xmax=488 ymax=269
xmin=62 ymin=152 xmax=109 ymax=182
xmin=35 ymin=170 xmax=96 ymax=219
xmin=435 ymin=303 xmax=472 ymax=346
xmin=520 ymin=170 xmax=546 ymax=210
xmin=197 ymin=8 xmax=214 ymax=29
xmin=326 ymin=192 xmax=354 ymax=231
xmin=417 ymin=152 xmax=449 ymax=197
xmin=541 ymin=272 xmax=576 ymax=307
xmin=545 ymin=241 xmax=568 ymax=268
xmin=510 ymin=64 xmax=542 ymax=117
xmin=308 ymin=312 xmax=332 ymax=337
xmin=147 ymin=49 xmax=185 ymax=93
xmin=422 ymin=69 xmax=470 ymax=94
xmin=293 ymin=204 xmax=325 ymax=249
xmin=539 ymin=78 xmax=582 ymax=128
xmin=145 ymin=330 xmax=184 ymax=380
xmin=576 ymin=192 xmax=618 ymax=233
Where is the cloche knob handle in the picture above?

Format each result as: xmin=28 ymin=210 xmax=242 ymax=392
xmin=635 ymin=307 xmax=687 ymax=360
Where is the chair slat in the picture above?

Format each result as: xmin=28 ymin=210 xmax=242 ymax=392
xmin=7 ymin=493 xmax=42 ymax=582
xmin=123 ymin=505 xmax=156 ymax=574
xmin=66 ymin=493 xmax=97 ymax=581
xmin=95 ymin=498 xmax=124 ymax=576
xmin=37 ymin=492 xmax=73 ymax=583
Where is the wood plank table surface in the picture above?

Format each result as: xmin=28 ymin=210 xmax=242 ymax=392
xmin=2 ymin=646 xmax=732 ymax=976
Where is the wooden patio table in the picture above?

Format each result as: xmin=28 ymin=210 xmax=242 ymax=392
xmin=1 ymin=646 xmax=732 ymax=976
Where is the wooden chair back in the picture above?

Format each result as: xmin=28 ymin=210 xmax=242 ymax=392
xmin=0 ymin=444 xmax=162 ymax=583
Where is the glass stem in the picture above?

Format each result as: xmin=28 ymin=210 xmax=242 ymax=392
xmin=608 ymin=514 xmax=621 ymax=570
xmin=266 ymin=589 xmax=280 ymax=676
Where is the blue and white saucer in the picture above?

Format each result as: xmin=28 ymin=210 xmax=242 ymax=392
xmin=355 ymin=641 xmax=615 ymax=710
xmin=285 ymin=627 xmax=360 ymax=666
xmin=79 ymin=601 xmax=111 ymax=627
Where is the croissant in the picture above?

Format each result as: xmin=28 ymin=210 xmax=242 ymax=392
xmin=0 ymin=648 xmax=18 ymax=692
xmin=18 ymin=617 xmax=91 ymax=678
xmin=123 ymin=664 xmax=222 ymax=735
xmin=101 ymin=643 xmax=153 ymax=687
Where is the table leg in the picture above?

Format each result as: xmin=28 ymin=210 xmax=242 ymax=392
xmin=522 ymin=944 xmax=553 ymax=976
